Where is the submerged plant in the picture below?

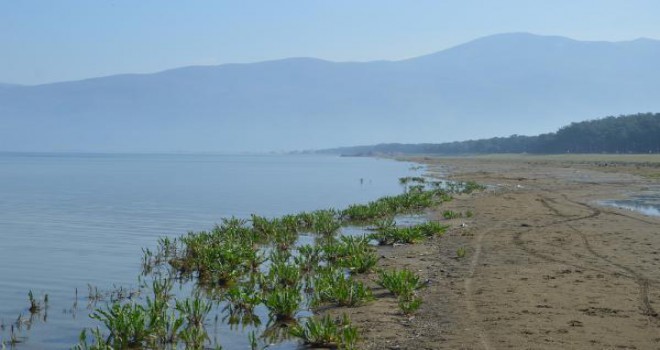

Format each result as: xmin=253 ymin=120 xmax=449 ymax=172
xmin=27 ymin=290 xmax=46 ymax=314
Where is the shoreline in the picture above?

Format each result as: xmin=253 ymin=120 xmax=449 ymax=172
xmin=348 ymin=155 xmax=660 ymax=349
xmin=0 ymin=154 xmax=418 ymax=349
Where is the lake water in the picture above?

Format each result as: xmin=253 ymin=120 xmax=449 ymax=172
xmin=0 ymin=153 xmax=420 ymax=349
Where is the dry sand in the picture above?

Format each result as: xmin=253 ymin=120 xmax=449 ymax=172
xmin=337 ymin=155 xmax=660 ymax=349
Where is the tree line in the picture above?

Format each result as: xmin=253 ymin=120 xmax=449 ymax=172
xmin=319 ymin=113 xmax=660 ymax=155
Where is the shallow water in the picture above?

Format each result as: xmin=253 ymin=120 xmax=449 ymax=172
xmin=0 ymin=153 xmax=420 ymax=349
xmin=599 ymin=186 xmax=660 ymax=217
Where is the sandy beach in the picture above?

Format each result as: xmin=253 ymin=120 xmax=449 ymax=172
xmin=343 ymin=155 xmax=660 ymax=349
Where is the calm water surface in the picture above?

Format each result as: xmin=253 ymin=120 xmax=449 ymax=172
xmin=0 ymin=153 xmax=419 ymax=349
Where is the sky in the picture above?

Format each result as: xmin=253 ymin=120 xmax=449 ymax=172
xmin=2 ymin=0 xmax=660 ymax=85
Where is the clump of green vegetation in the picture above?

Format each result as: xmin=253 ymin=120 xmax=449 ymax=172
xmin=370 ymin=220 xmax=448 ymax=245
xmin=312 ymin=268 xmax=373 ymax=307
xmin=459 ymin=181 xmax=486 ymax=194
xmin=456 ymin=247 xmax=467 ymax=259
xmin=442 ymin=210 xmax=462 ymax=220
xmin=223 ymin=283 xmax=262 ymax=327
xmin=294 ymin=244 xmax=322 ymax=274
xmin=340 ymin=184 xmax=452 ymax=223
xmin=75 ymin=277 xmax=213 ymax=349
xmin=376 ymin=269 xmax=423 ymax=297
xmin=262 ymin=260 xmax=303 ymax=290
xmin=321 ymin=235 xmax=378 ymax=273
xmin=398 ymin=295 xmax=423 ymax=315
xmin=264 ymin=286 xmax=302 ymax=321
xmin=377 ymin=269 xmax=426 ymax=315
xmin=290 ymin=314 xmax=358 ymax=350
xmin=73 ymin=328 xmax=112 ymax=350
xmin=90 ymin=302 xmax=150 ymax=348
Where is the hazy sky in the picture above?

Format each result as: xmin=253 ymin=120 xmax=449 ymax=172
xmin=2 ymin=0 xmax=659 ymax=85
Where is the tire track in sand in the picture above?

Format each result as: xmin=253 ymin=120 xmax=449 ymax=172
xmin=519 ymin=195 xmax=659 ymax=321
xmin=464 ymin=222 xmax=495 ymax=350
xmin=464 ymin=198 xmax=537 ymax=350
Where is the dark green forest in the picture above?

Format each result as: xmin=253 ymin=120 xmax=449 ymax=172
xmin=319 ymin=113 xmax=660 ymax=156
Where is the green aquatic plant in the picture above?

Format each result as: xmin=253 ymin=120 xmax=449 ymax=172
xmin=293 ymin=209 xmax=341 ymax=234
xmin=313 ymin=270 xmax=372 ymax=307
xmin=169 ymin=229 xmax=261 ymax=286
xmin=376 ymin=269 xmax=424 ymax=298
xmin=178 ymin=323 xmax=210 ymax=350
xmin=312 ymin=214 xmax=341 ymax=236
xmin=272 ymin=227 xmax=298 ymax=251
xmin=339 ymin=248 xmax=378 ymax=274
xmin=175 ymin=297 xmax=212 ymax=329
xmin=263 ymin=286 xmax=302 ymax=321
xmin=290 ymin=314 xmax=358 ymax=350
xmin=370 ymin=221 xmax=447 ymax=245
xmin=332 ymin=235 xmax=378 ymax=273
xmin=223 ymin=284 xmax=262 ymax=328
xmin=294 ymin=244 xmax=323 ymax=274
xmin=175 ymin=296 xmax=212 ymax=349
xmin=263 ymin=261 xmax=302 ymax=290
xmin=268 ymin=247 xmax=292 ymax=265
xmin=320 ymin=235 xmax=376 ymax=271
xmin=90 ymin=302 xmax=149 ymax=348
xmin=224 ymin=284 xmax=261 ymax=315
xmin=248 ymin=330 xmax=260 ymax=350
xmin=340 ymin=201 xmax=392 ymax=222
xmin=279 ymin=214 xmax=301 ymax=233
xmin=72 ymin=328 xmax=113 ymax=350
xmin=144 ymin=278 xmax=175 ymax=342
xmin=80 ymin=279 xmax=197 ymax=349
xmin=370 ymin=225 xmax=424 ymax=245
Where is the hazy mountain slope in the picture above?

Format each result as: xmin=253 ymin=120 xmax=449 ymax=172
xmin=1 ymin=33 xmax=659 ymax=152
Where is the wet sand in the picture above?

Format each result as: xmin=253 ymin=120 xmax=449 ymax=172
xmin=340 ymin=155 xmax=660 ymax=349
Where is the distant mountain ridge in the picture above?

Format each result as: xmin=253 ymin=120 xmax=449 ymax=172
xmin=1 ymin=33 xmax=660 ymax=152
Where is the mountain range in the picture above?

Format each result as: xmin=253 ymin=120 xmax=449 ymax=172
xmin=1 ymin=32 xmax=659 ymax=153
